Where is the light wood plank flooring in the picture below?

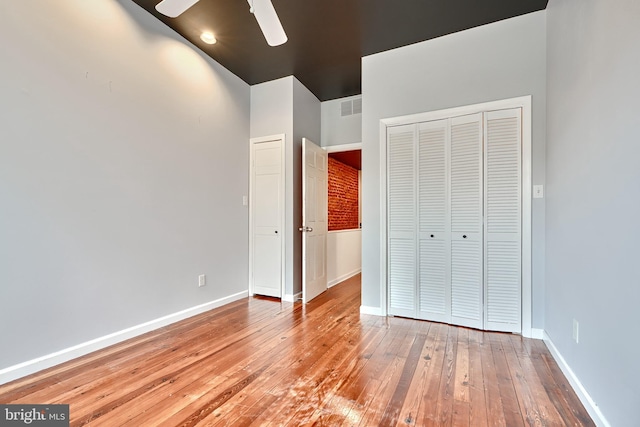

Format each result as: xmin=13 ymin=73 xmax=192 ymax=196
xmin=0 ymin=275 xmax=594 ymax=426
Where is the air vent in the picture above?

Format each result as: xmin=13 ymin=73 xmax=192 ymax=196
xmin=340 ymin=97 xmax=362 ymax=117
xmin=352 ymin=97 xmax=362 ymax=114
xmin=341 ymin=100 xmax=352 ymax=117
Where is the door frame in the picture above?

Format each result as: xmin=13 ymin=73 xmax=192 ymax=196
xmin=249 ymin=134 xmax=286 ymax=298
xmin=379 ymin=96 xmax=533 ymax=337
xmin=323 ymin=142 xmax=363 ymax=153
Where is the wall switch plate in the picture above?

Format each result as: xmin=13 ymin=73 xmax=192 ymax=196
xmin=198 ymin=274 xmax=206 ymax=287
xmin=573 ymin=319 xmax=579 ymax=343
xmin=242 ymin=196 xmax=248 ymax=206
xmin=533 ymin=185 xmax=544 ymax=199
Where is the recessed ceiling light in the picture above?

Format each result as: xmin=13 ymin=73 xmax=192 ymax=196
xmin=200 ymin=32 xmax=217 ymax=45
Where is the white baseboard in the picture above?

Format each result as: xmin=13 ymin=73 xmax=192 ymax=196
xmin=360 ymin=305 xmax=384 ymax=316
xmin=283 ymin=292 xmax=302 ymax=303
xmin=530 ymin=328 xmax=544 ymax=340
xmin=0 ymin=290 xmax=248 ymax=386
xmin=543 ymin=332 xmax=611 ymax=427
xmin=328 ymin=268 xmax=361 ymax=288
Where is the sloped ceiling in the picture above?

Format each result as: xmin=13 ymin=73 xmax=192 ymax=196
xmin=131 ymin=0 xmax=548 ymax=101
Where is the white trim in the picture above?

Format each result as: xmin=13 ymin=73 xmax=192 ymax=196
xmin=360 ymin=305 xmax=384 ymax=316
xmin=328 ymin=269 xmax=361 ymax=288
xmin=521 ymin=99 xmax=533 ymax=338
xmin=283 ymin=292 xmax=302 ymax=302
xmin=249 ymin=134 xmax=286 ymax=299
xmin=0 ymin=291 xmax=248 ymax=386
xmin=543 ymin=332 xmax=611 ymax=427
xmin=379 ymin=96 xmax=533 ymax=333
xmin=323 ymin=142 xmax=362 ymax=153
xmin=530 ymin=328 xmax=544 ymax=340
xmin=379 ymin=120 xmax=388 ymax=316
xmin=380 ymin=97 xmax=529 ymax=127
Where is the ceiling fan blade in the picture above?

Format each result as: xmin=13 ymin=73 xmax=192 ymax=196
xmin=247 ymin=0 xmax=288 ymax=47
xmin=155 ymin=0 xmax=199 ymax=18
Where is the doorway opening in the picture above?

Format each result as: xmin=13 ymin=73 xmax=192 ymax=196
xmin=325 ymin=144 xmax=362 ymax=288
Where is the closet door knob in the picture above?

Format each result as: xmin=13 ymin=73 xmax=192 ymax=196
xmin=462 ymin=235 xmax=467 ymax=239
xmin=430 ymin=234 xmax=434 ymax=238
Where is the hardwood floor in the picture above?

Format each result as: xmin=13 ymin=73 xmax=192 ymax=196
xmin=0 ymin=275 xmax=594 ymax=426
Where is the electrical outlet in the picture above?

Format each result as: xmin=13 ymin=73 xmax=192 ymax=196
xmin=572 ymin=319 xmax=579 ymax=343
xmin=198 ymin=274 xmax=206 ymax=287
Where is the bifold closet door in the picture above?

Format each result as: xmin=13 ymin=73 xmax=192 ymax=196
xmin=387 ymin=124 xmax=417 ymax=318
xmin=449 ymin=113 xmax=484 ymax=329
xmin=484 ymin=108 xmax=522 ymax=332
xmin=417 ymin=120 xmax=450 ymax=322
xmin=387 ymin=109 xmax=522 ymax=333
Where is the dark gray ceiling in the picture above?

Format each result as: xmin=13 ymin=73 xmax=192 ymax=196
xmin=131 ymin=0 xmax=548 ymax=101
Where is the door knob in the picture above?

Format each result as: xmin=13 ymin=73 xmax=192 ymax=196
xmin=463 ymin=235 xmax=467 ymax=239
xmin=298 ymin=226 xmax=313 ymax=232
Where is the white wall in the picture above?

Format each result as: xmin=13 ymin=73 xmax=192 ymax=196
xmin=250 ymin=77 xmax=295 ymax=296
xmin=0 ymin=0 xmax=250 ymax=372
xmin=545 ymin=1 xmax=640 ymax=425
xmin=361 ymin=12 xmax=547 ymax=325
xmin=293 ymin=78 xmax=322 ymax=145
xmin=322 ymin=95 xmax=363 ymax=288
xmin=327 ymin=230 xmax=362 ymax=287
xmin=250 ymin=77 xmax=293 ymax=139
xmin=250 ymin=76 xmax=320 ymax=297
xmin=321 ymin=95 xmax=362 ymax=147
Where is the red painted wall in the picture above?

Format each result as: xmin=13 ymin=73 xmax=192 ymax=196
xmin=328 ymin=157 xmax=359 ymax=231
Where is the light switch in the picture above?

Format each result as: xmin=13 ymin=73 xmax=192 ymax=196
xmin=533 ymin=185 xmax=544 ymax=199
xmin=242 ymin=196 xmax=248 ymax=206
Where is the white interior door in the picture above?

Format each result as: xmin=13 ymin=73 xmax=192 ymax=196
xmin=387 ymin=124 xmax=417 ymax=318
xmin=251 ymin=138 xmax=283 ymax=298
xmin=301 ymin=138 xmax=328 ymax=303
xmin=417 ymin=119 xmax=450 ymax=323
xmin=484 ymin=108 xmax=522 ymax=332
xmin=387 ymin=115 xmax=484 ymax=329
xmin=384 ymin=98 xmax=530 ymax=335
xmin=449 ymin=113 xmax=484 ymax=330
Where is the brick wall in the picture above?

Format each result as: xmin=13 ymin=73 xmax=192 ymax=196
xmin=328 ymin=157 xmax=359 ymax=231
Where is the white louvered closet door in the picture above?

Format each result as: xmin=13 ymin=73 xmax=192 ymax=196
xmin=387 ymin=124 xmax=417 ymax=318
xmin=417 ymin=120 xmax=450 ymax=323
xmin=449 ymin=113 xmax=484 ymax=329
xmin=484 ymin=109 xmax=522 ymax=332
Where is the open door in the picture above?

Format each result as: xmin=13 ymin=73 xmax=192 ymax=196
xmin=301 ymin=138 xmax=328 ymax=303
